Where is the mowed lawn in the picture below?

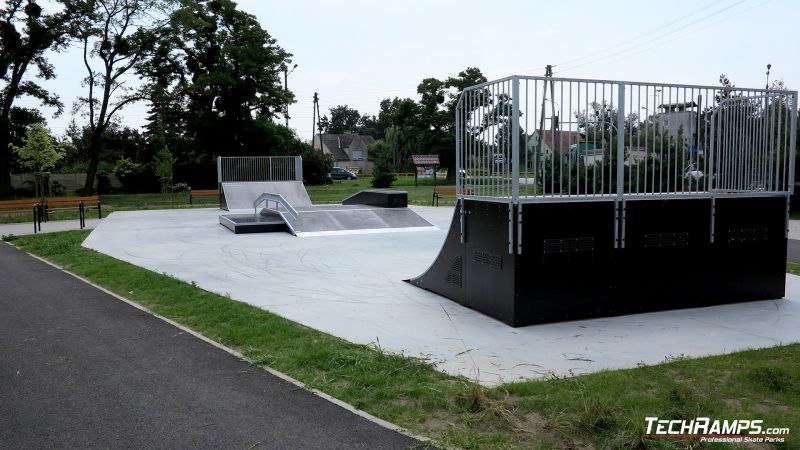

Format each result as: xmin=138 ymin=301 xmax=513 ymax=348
xmin=6 ymin=229 xmax=799 ymax=450
xmin=0 ymin=175 xmax=453 ymax=224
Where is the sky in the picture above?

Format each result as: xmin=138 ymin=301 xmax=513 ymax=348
xmin=18 ymin=0 xmax=799 ymax=142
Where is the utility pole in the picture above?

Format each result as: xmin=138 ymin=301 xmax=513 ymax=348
xmin=315 ymin=94 xmax=322 ymax=152
xmin=283 ymin=63 xmax=297 ymax=128
xmin=313 ymin=92 xmax=323 ymax=151
xmin=535 ymin=65 xmax=554 ymax=181
xmin=312 ymin=92 xmax=318 ymax=148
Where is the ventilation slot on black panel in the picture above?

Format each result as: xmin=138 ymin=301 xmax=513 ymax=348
xmin=542 ymin=237 xmax=594 ymax=254
xmin=445 ymin=256 xmax=462 ymax=287
xmin=644 ymin=232 xmax=689 ymax=248
xmin=473 ymin=251 xmax=502 ymax=269
xmin=728 ymin=227 xmax=768 ymax=243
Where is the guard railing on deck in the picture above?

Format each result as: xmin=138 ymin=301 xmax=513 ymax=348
xmin=455 ymin=76 xmax=798 ymax=202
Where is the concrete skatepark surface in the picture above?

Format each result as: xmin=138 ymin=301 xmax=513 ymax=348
xmin=84 ymin=207 xmax=800 ymax=385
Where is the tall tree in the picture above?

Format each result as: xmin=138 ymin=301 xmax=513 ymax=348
xmin=0 ymin=0 xmax=89 ymax=197
xmin=320 ymin=105 xmax=360 ymax=134
xmin=76 ymin=0 xmax=168 ymax=194
xmin=140 ymin=0 xmax=294 ymax=162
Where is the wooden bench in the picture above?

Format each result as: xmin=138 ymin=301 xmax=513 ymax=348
xmin=189 ymin=188 xmax=219 ymax=205
xmin=0 ymin=198 xmax=45 ymax=233
xmin=43 ymin=196 xmax=101 ymax=231
xmin=432 ymin=186 xmax=473 ymax=206
xmin=0 ymin=198 xmax=41 ymax=215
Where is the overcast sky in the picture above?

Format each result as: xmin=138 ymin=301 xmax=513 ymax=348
xmin=20 ymin=0 xmax=798 ymax=142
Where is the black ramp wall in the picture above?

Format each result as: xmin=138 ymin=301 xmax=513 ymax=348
xmin=410 ymin=197 xmax=787 ymax=327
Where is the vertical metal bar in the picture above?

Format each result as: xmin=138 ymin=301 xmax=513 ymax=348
xmin=620 ymin=199 xmax=626 ymax=248
xmin=709 ymin=107 xmax=716 ymax=191
xmin=616 ymin=83 xmax=625 ymax=196
xmin=636 ymin=85 xmax=641 ymax=194
xmin=589 ymin=82 xmax=595 ymax=195
xmin=507 ymin=203 xmax=513 ymax=255
xmin=217 ymin=157 xmax=222 ymax=184
xmin=524 ymin=79 xmax=529 ymax=198
xmin=297 ymin=156 xmax=303 ymax=181
xmin=788 ymin=92 xmax=797 ymax=194
xmin=511 ymin=77 xmax=520 ymax=204
xmin=667 ymin=87 xmax=673 ymax=193
xmin=770 ymin=94 xmax=778 ymax=191
xmin=613 ymin=199 xmax=619 ymax=249
xmin=644 ymin=85 xmax=649 ymax=194
xmin=710 ymin=197 xmax=716 ymax=243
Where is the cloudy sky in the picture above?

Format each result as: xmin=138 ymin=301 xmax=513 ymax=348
xmin=20 ymin=0 xmax=798 ymax=141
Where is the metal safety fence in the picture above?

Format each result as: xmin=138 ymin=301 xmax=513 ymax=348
xmin=217 ymin=156 xmax=303 ymax=184
xmin=456 ymin=76 xmax=798 ymax=202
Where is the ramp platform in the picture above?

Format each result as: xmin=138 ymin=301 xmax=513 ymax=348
xmin=409 ymin=198 xmax=788 ymax=327
xmin=221 ymin=181 xmax=312 ymax=210
xmin=280 ymin=204 xmax=432 ymax=236
xmin=219 ymin=214 xmax=288 ymax=234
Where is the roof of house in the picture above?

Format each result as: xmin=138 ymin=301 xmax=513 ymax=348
xmin=659 ymin=101 xmax=698 ymax=112
xmin=530 ymin=130 xmax=582 ymax=155
xmin=410 ymin=155 xmax=440 ymax=166
xmin=316 ymin=133 xmax=375 ymax=161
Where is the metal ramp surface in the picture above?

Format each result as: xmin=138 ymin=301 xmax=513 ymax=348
xmin=262 ymin=204 xmax=434 ymax=236
xmin=221 ymin=181 xmax=311 ymax=210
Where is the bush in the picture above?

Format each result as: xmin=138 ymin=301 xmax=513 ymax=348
xmin=294 ymin=143 xmax=333 ymax=185
xmin=369 ymin=140 xmax=396 ymax=188
xmin=96 ymin=172 xmax=112 ymax=194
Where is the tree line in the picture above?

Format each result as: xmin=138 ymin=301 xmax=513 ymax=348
xmin=1 ymin=0 xmax=330 ymax=197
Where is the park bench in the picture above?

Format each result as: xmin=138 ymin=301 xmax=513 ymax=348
xmin=189 ymin=188 xmax=219 ymax=205
xmin=0 ymin=198 xmax=41 ymax=216
xmin=42 ymin=196 xmax=101 ymax=230
xmin=432 ymin=186 xmax=474 ymax=206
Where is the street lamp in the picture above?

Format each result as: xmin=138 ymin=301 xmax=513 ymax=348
xmin=283 ymin=63 xmax=298 ymax=127
xmin=766 ymin=63 xmax=772 ymax=89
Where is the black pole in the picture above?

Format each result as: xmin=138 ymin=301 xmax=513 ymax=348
xmin=33 ymin=205 xmax=37 ymax=234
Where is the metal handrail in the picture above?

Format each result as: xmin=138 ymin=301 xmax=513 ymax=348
xmin=253 ymin=193 xmax=299 ymax=221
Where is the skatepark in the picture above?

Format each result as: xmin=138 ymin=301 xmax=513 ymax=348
xmin=81 ymin=74 xmax=800 ymax=385
xmin=82 ymin=165 xmax=800 ymax=386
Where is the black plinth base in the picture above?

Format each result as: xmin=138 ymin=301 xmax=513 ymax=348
xmin=219 ymin=214 xmax=288 ymax=234
xmin=410 ymin=196 xmax=788 ymax=327
xmin=342 ymin=189 xmax=408 ymax=208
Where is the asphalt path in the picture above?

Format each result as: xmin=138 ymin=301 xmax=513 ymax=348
xmin=0 ymin=243 xmax=425 ymax=449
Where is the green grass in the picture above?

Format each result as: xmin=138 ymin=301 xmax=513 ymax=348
xmin=6 ymin=230 xmax=800 ymax=449
xmin=1 ymin=178 xmax=454 ymax=224
xmin=306 ymin=175 xmax=454 ymax=206
xmin=0 ymin=192 xmax=219 ymax=224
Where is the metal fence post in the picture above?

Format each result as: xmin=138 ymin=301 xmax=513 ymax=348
xmin=296 ymin=156 xmax=303 ymax=181
xmin=616 ymin=82 xmax=625 ymax=197
xmin=789 ymin=92 xmax=798 ymax=194
xmin=511 ymin=77 xmax=522 ymax=255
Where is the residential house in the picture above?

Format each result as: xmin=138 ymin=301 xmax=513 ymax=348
xmin=656 ymin=101 xmax=698 ymax=152
xmin=526 ymin=130 xmax=583 ymax=164
xmin=313 ymin=132 xmax=376 ymax=174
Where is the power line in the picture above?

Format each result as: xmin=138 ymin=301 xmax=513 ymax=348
xmin=550 ymin=0 xmax=729 ymax=72
xmin=556 ymin=0 xmax=751 ymax=75
xmin=564 ymin=0 xmax=774 ymax=79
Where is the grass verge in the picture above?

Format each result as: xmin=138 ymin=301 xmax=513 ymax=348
xmin=7 ymin=230 xmax=800 ymax=449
